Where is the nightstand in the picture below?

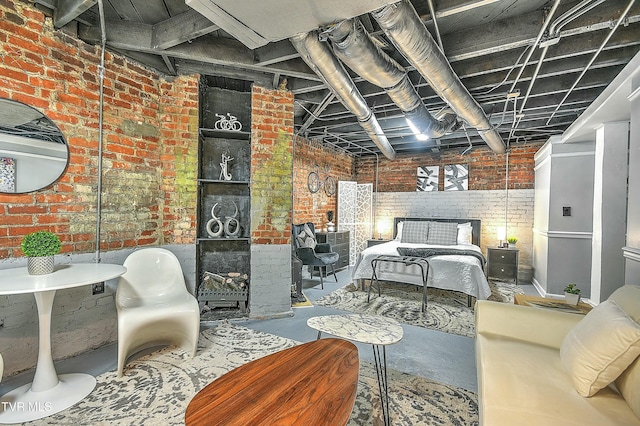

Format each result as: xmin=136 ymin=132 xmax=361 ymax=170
xmin=367 ymin=239 xmax=391 ymax=248
xmin=487 ymin=247 xmax=519 ymax=284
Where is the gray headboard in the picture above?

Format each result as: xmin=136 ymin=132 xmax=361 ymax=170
xmin=393 ymin=217 xmax=481 ymax=246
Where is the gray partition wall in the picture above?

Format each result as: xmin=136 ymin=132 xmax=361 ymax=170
xmin=533 ymin=136 xmax=595 ymax=297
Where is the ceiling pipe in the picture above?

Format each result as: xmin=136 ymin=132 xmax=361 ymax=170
xmin=546 ymin=0 xmax=636 ymax=125
xmin=372 ymin=0 xmax=506 ymax=154
xmin=426 ymin=0 xmax=444 ymax=52
xmin=290 ymin=31 xmax=397 ymax=160
xmin=516 ymin=0 xmax=605 ymax=130
xmin=322 ymin=19 xmax=459 ymax=140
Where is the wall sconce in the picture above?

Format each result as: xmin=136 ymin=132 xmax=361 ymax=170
xmin=497 ymin=226 xmax=507 ymax=248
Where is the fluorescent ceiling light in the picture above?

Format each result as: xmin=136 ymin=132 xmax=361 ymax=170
xmin=406 ymin=118 xmax=429 ymax=141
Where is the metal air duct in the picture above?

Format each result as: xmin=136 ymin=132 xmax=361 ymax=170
xmin=290 ymin=31 xmax=397 ymax=159
xmin=322 ymin=19 xmax=459 ymax=140
xmin=372 ymin=0 xmax=506 ymax=154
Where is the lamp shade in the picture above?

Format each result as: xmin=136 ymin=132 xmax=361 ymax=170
xmin=377 ymin=218 xmax=390 ymax=238
xmin=497 ymin=226 xmax=507 ymax=241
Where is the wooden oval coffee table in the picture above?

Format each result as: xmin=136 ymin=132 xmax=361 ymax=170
xmin=185 ymin=338 xmax=359 ymax=426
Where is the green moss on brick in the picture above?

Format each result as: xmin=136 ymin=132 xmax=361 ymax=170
xmin=251 ymin=129 xmax=293 ymax=236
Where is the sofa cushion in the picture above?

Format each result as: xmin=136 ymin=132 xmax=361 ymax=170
xmin=608 ymin=285 xmax=640 ymax=323
xmin=560 ymin=300 xmax=640 ymax=397
xmin=476 ymin=332 xmax=640 ymax=426
xmin=616 ymin=356 xmax=640 ymax=421
xmin=609 ymin=286 xmax=640 ymax=420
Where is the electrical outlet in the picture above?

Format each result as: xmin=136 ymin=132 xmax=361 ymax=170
xmin=563 ymin=206 xmax=571 ymax=217
xmin=92 ymin=282 xmax=105 ymax=295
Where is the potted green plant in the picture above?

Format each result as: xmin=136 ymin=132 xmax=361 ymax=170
xmin=564 ymin=283 xmax=581 ymax=306
xmin=507 ymin=236 xmax=518 ymax=248
xmin=21 ymin=231 xmax=62 ymax=275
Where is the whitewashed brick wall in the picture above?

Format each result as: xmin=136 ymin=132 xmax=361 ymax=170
xmin=249 ymin=244 xmax=292 ymax=319
xmin=374 ymin=189 xmax=534 ymax=278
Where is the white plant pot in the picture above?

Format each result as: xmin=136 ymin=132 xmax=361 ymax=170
xmin=564 ymin=292 xmax=580 ymax=306
xmin=27 ymin=256 xmax=55 ymax=275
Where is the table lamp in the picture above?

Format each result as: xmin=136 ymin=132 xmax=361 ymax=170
xmin=497 ymin=226 xmax=506 ymax=248
xmin=377 ymin=218 xmax=390 ymax=240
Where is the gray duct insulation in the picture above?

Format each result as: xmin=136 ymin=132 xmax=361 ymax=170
xmin=290 ymin=31 xmax=397 ymax=160
xmin=322 ymin=19 xmax=458 ymax=139
xmin=372 ymin=0 xmax=506 ymax=154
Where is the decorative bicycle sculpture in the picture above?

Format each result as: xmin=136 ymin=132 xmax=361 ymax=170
xmin=214 ymin=113 xmax=243 ymax=132
xmin=307 ymin=165 xmax=336 ymax=196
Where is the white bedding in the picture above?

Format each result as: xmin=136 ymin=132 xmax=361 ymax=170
xmin=351 ymin=240 xmax=491 ymax=300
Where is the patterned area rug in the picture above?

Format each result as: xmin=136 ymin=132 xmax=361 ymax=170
xmin=315 ymin=280 xmax=524 ymax=338
xmin=29 ymin=322 xmax=478 ymax=425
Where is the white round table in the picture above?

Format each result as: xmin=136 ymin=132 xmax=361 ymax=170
xmin=307 ymin=314 xmax=403 ymax=426
xmin=0 ymin=263 xmax=126 ymax=423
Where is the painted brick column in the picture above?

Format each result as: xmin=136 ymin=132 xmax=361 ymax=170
xmin=249 ymin=86 xmax=294 ymax=318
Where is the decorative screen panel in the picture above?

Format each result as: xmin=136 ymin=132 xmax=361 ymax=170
xmin=338 ymin=181 xmax=372 ymax=266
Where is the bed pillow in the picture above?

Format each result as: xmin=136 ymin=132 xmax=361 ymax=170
xmin=394 ymin=222 xmax=404 ymax=240
xmin=425 ymin=222 xmax=458 ymax=245
xmin=457 ymin=222 xmax=473 ymax=245
xmin=560 ymin=300 xmax=640 ymax=397
xmin=400 ymin=221 xmax=429 ymax=244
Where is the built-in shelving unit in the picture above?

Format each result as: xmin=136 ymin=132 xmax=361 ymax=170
xmin=197 ymin=77 xmax=252 ymax=310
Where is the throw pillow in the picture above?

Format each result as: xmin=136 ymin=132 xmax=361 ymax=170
xmin=296 ymin=225 xmax=317 ymax=250
xmin=400 ymin=221 xmax=429 ymax=244
xmin=457 ymin=222 xmax=473 ymax=245
xmin=426 ymin=221 xmax=458 ymax=245
xmin=560 ymin=300 xmax=640 ymax=397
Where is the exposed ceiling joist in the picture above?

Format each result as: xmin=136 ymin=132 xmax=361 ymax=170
xmin=53 ymin=0 xmax=96 ymax=28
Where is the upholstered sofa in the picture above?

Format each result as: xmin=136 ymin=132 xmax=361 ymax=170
xmin=475 ymin=285 xmax=640 ymax=426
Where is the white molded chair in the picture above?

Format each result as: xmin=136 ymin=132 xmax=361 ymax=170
xmin=116 ymin=248 xmax=200 ymax=377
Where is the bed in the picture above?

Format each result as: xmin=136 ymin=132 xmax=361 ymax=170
xmin=352 ymin=217 xmax=491 ymax=301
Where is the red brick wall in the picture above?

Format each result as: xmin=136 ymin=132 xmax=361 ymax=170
xmin=355 ymin=142 xmax=543 ymax=192
xmin=250 ymin=86 xmax=294 ymax=244
xmin=0 ymin=0 xmax=198 ymax=259
xmin=293 ymin=138 xmax=354 ymax=229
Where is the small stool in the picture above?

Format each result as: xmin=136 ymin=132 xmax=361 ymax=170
xmin=369 ymin=255 xmax=430 ymax=312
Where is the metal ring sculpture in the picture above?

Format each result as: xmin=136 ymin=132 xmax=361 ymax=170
xmin=307 ymin=171 xmax=321 ymax=193
xmin=324 ymin=175 xmax=337 ymax=196
xmin=223 ymin=201 xmax=240 ymax=238
xmin=206 ymin=203 xmax=224 ymax=238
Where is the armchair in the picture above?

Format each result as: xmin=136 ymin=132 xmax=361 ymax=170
xmin=293 ymin=222 xmax=339 ymax=289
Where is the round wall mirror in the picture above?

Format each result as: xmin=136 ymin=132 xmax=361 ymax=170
xmin=0 ymin=98 xmax=69 ymax=193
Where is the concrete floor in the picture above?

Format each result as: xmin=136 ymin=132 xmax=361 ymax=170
xmin=0 ymin=266 xmax=540 ymax=398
